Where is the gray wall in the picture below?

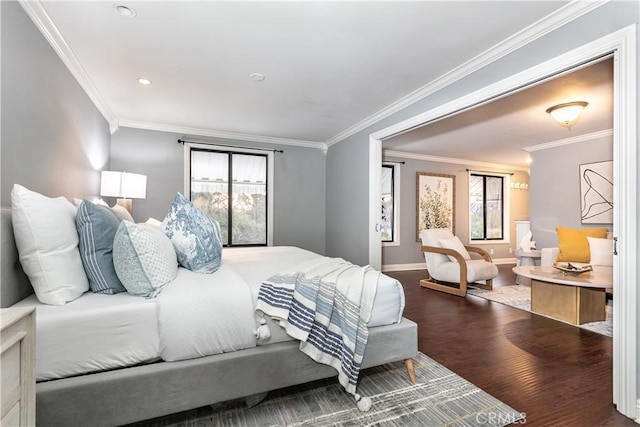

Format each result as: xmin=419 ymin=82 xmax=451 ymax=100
xmin=381 ymin=157 xmax=529 ymax=267
xmin=325 ymin=132 xmax=370 ymax=265
xmin=1 ymin=1 xmax=110 ymax=205
xmin=325 ymin=1 xmax=638 ymax=264
xmin=530 ymin=136 xmax=613 ymax=249
xmin=110 ymin=127 xmax=327 ymax=255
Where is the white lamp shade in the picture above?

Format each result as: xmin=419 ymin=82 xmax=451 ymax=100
xmin=100 ymin=171 xmax=123 ymax=197
xmin=100 ymin=171 xmax=147 ymax=199
xmin=121 ymin=172 xmax=147 ymax=199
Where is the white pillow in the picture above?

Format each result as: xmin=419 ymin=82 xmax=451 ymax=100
xmin=11 ymin=184 xmax=89 ymax=305
xmin=587 ymin=236 xmax=613 ymax=267
xmin=72 ymin=197 xmax=108 ymax=208
xmin=145 ymin=217 xmax=163 ymax=228
xmin=438 ymin=236 xmax=471 ymax=263
xmin=110 ymin=204 xmax=135 ymax=222
xmin=113 ymin=221 xmax=178 ymax=297
xmin=73 ymin=198 xmax=132 ymax=223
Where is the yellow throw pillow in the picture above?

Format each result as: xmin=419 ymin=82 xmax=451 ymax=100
xmin=556 ymin=227 xmax=608 ymax=262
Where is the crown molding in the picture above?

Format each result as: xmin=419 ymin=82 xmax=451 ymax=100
xmin=325 ymin=0 xmax=608 ymax=148
xmin=21 ymin=0 xmax=608 ymax=148
xmin=523 ymin=128 xmax=613 ymax=152
xmin=18 ymin=0 xmax=119 ymax=134
xmin=384 ymin=150 xmax=529 ymax=173
xmin=118 ymin=120 xmax=327 ymax=152
xmin=383 ymin=129 xmax=614 ymax=171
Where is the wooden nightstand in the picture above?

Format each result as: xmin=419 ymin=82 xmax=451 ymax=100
xmin=1 ymin=307 xmax=36 ymax=426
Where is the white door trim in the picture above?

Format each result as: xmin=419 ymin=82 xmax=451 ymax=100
xmin=368 ymin=25 xmax=637 ymax=419
xmin=368 ymin=136 xmax=382 ymax=270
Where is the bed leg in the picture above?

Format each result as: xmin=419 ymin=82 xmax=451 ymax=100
xmin=404 ymin=358 xmax=417 ymax=384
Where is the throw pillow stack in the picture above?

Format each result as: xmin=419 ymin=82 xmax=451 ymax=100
xmin=11 ymin=184 xmax=224 ymax=306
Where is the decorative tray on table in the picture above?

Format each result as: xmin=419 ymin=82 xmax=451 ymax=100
xmin=553 ymin=262 xmax=592 ymax=276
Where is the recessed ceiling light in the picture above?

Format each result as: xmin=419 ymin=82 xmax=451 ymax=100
xmin=114 ymin=4 xmax=137 ymax=18
xmin=250 ymin=73 xmax=265 ymax=82
xmin=137 ymin=77 xmax=152 ymax=86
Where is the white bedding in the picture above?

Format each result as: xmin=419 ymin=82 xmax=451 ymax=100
xmin=156 ymin=265 xmax=256 ymax=361
xmin=222 ymin=246 xmax=405 ymax=345
xmin=13 ymin=292 xmax=160 ymax=381
xmin=14 ymin=246 xmax=405 ymax=381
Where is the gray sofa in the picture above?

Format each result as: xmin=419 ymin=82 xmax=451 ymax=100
xmin=0 ymin=208 xmax=418 ymax=426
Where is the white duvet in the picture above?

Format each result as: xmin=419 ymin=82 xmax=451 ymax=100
xmin=12 ymin=292 xmax=160 ymax=381
xmin=156 ymin=265 xmax=257 ymax=361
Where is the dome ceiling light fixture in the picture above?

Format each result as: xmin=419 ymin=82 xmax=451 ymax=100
xmin=114 ymin=4 xmax=137 ymax=18
xmin=250 ymin=73 xmax=266 ymax=82
xmin=545 ymin=101 xmax=589 ymax=130
xmin=137 ymin=77 xmax=152 ymax=86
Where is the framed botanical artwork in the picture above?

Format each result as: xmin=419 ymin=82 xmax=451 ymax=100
xmin=416 ymin=172 xmax=455 ymax=241
xmin=579 ymin=160 xmax=613 ymax=224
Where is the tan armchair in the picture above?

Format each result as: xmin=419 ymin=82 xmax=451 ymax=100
xmin=420 ymin=228 xmax=498 ymax=297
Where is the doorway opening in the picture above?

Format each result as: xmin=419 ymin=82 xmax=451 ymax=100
xmin=367 ymin=26 xmax=637 ymax=419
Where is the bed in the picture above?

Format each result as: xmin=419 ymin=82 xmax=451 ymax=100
xmin=1 ymin=206 xmax=418 ymax=426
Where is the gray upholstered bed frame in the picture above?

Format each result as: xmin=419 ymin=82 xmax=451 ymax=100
xmin=0 ymin=208 xmax=418 ymax=426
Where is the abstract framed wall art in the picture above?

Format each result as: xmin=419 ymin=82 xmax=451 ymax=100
xmin=579 ymin=160 xmax=613 ymax=224
xmin=416 ymin=172 xmax=455 ymax=241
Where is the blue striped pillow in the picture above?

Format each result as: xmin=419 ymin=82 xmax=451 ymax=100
xmin=76 ymin=200 xmax=126 ymax=294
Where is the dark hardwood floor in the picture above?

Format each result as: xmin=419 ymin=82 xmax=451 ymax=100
xmin=387 ymin=265 xmax=636 ymax=427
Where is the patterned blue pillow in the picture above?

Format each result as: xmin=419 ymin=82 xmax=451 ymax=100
xmin=162 ymin=192 xmax=223 ymax=274
xmin=113 ymin=221 xmax=178 ymax=297
xmin=76 ymin=200 xmax=126 ymax=294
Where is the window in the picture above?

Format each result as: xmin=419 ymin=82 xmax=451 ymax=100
xmin=186 ymin=144 xmax=273 ymax=246
xmin=469 ymin=173 xmax=506 ymax=241
xmin=381 ymin=163 xmax=400 ymax=245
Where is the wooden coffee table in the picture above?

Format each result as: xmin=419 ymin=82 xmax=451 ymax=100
xmin=512 ymin=266 xmax=612 ymax=325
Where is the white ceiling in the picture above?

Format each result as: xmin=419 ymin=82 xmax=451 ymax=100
xmin=25 ymin=1 xmax=611 ymax=164
xmin=384 ymin=57 xmax=614 ymax=170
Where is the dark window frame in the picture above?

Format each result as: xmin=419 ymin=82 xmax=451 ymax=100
xmin=470 ymin=173 xmax=505 ymax=241
xmin=189 ymin=147 xmax=269 ymax=247
xmin=381 ymin=164 xmax=395 ymax=243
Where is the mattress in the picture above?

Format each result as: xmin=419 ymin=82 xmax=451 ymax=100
xmin=14 ymin=246 xmax=405 ymax=381
xmin=13 ymin=292 xmax=160 ymax=381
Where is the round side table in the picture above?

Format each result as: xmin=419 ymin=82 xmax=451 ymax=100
xmin=514 ymin=249 xmax=541 ymax=285
xmin=514 ymin=249 xmax=542 ymax=266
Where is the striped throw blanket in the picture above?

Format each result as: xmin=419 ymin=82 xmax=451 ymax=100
xmin=255 ymin=257 xmax=379 ymax=406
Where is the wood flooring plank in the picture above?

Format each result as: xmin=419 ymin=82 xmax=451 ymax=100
xmin=387 ymin=265 xmax=636 ymax=427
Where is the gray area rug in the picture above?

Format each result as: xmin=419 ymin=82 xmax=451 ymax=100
xmin=468 ymin=284 xmax=613 ymax=337
xmin=132 ymin=352 xmax=523 ymax=427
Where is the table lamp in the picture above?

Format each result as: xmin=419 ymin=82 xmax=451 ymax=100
xmin=100 ymin=171 xmax=147 ymax=212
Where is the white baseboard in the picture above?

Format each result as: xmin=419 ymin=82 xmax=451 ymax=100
xmin=381 ymin=263 xmax=426 ymax=272
xmin=382 ymin=258 xmax=516 ymax=272
xmin=494 ymin=257 xmax=517 ymax=265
